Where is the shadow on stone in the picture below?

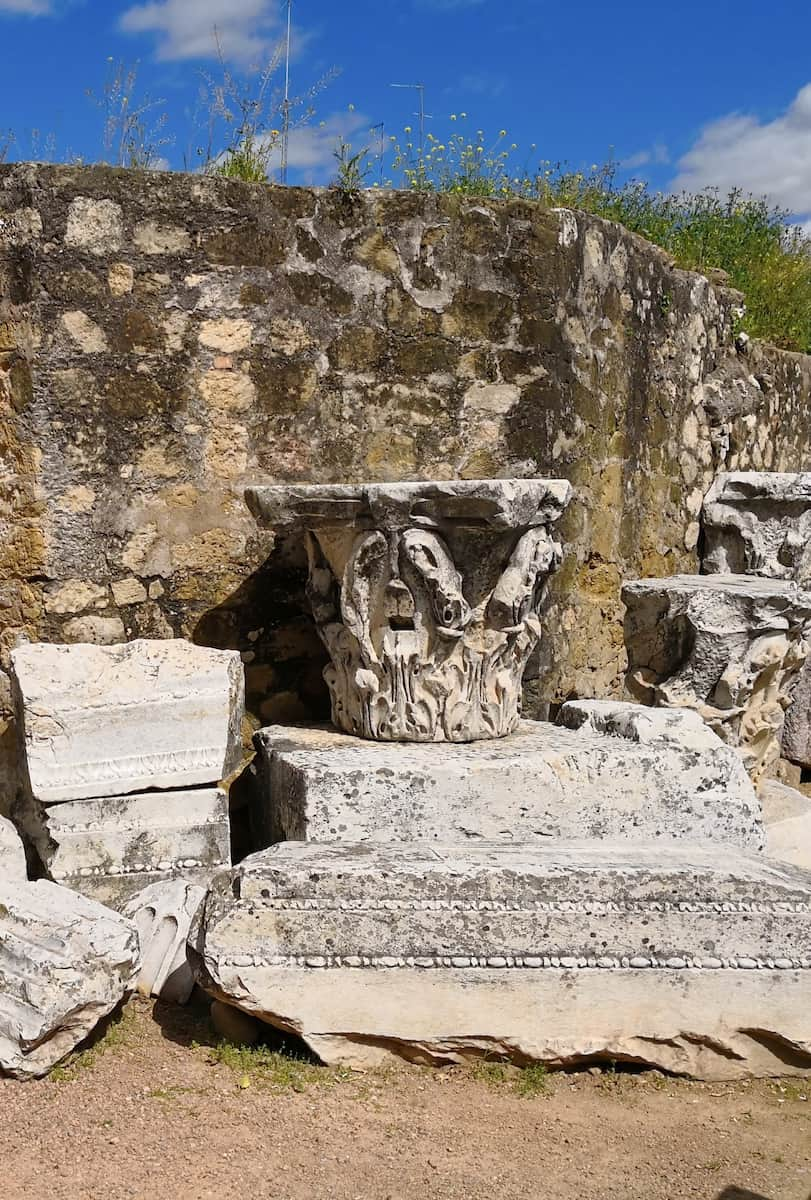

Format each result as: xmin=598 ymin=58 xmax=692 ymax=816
xmin=191 ymin=540 xmax=331 ymax=733
xmin=151 ymin=991 xmax=318 ymax=1064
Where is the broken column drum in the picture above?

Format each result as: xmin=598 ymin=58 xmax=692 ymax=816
xmin=246 ymin=480 xmax=572 ymax=742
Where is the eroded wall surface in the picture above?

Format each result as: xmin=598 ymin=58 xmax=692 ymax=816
xmin=1 ymin=164 xmax=810 ymax=805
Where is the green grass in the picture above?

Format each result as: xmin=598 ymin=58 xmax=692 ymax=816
xmin=49 ymin=1003 xmax=138 ymax=1082
xmin=514 ymin=1063 xmax=549 ymax=1098
xmin=200 ymin=1038 xmax=352 ymax=1093
xmin=469 ymin=1057 xmax=549 ymax=1097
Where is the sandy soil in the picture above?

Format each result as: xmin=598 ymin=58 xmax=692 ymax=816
xmin=1 ymin=997 xmax=809 ymax=1200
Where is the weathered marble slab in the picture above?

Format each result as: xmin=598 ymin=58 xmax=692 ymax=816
xmin=245 ymin=479 xmax=571 ymax=742
xmin=703 ymin=472 xmax=811 ymax=583
xmin=783 ymin=651 xmax=811 ymax=769
xmin=623 ymin=574 xmax=811 ymax=781
xmin=0 ymin=815 xmax=27 ymax=881
xmin=253 ymin=706 xmax=763 ymax=851
xmin=192 ymin=841 xmax=811 ymax=1079
xmin=761 ymin=779 xmax=811 ymax=872
xmin=0 ymin=878 xmax=140 ymax=1079
xmin=18 ymin=786 xmax=230 ymax=908
xmin=245 ymin=479 xmax=573 ymax=534
xmin=11 ymin=638 xmax=244 ymax=803
xmin=124 ymin=878 xmax=207 ymax=1004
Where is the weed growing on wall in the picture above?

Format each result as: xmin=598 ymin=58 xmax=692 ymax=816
xmin=368 ymin=119 xmax=811 ymax=353
xmin=86 ymin=59 xmax=172 ymax=170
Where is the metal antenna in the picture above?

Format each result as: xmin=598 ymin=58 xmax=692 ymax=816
xmin=390 ymin=82 xmax=428 ymax=159
xmin=280 ymin=0 xmax=293 ymax=184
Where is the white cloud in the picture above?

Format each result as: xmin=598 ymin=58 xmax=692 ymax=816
xmin=119 ymin=0 xmax=285 ymax=62
xmin=672 ymin=83 xmax=811 ymax=223
xmin=263 ymin=110 xmax=371 ymax=180
xmin=621 ymin=142 xmax=669 ymax=170
xmin=0 ymin=0 xmax=51 ymax=13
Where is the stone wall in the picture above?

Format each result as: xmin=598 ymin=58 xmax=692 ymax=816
xmin=1 ymin=163 xmax=810 ymax=807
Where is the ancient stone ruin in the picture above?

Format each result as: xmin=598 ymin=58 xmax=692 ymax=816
xmin=1 ymin=168 xmax=811 ymax=1086
xmin=186 ymin=477 xmax=811 ymax=1080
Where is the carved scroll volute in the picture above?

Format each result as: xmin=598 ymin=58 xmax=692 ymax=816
xmin=488 ymin=527 xmax=562 ymax=631
xmin=400 ymin=529 xmax=471 ymax=640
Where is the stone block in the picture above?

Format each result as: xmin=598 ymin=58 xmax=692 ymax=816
xmin=18 ymin=786 xmax=230 ymax=908
xmin=192 ymin=840 xmax=811 ymax=1079
xmin=761 ymin=779 xmax=811 ymax=872
xmin=253 ymin=709 xmax=763 ymax=851
xmin=0 ymin=878 xmax=140 ymax=1079
xmin=11 ymin=638 xmax=245 ymax=803
xmin=0 ymin=815 xmax=27 ymax=882
xmin=623 ymin=574 xmax=811 ymax=781
xmin=783 ymin=656 xmax=811 ymax=769
xmin=123 ymin=878 xmax=207 ymax=1004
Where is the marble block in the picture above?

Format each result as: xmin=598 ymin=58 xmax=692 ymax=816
xmin=0 ymin=878 xmax=140 ymax=1079
xmin=18 ymin=786 xmax=230 ymax=908
xmin=253 ymin=705 xmax=763 ymax=851
xmin=0 ymin=815 xmax=27 ymax=881
xmin=623 ymin=574 xmax=811 ymax=781
xmin=191 ymin=840 xmax=811 ymax=1080
xmin=701 ymin=472 xmax=811 ymax=770
xmin=124 ymin=878 xmax=207 ymax=1004
xmin=11 ymin=638 xmax=245 ymax=803
xmin=761 ymin=779 xmax=811 ymax=872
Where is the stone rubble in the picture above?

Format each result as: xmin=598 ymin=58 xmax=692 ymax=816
xmin=622 ymin=574 xmax=811 ymax=782
xmin=124 ymin=878 xmax=207 ymax=1005
xmin=0 ymin=878 xmax=140 ymax=1079
xmin=9 ymin=638 xmax=241 ymax=998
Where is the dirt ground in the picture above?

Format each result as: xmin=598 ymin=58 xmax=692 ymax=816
xmin=1 ymin=997 xmax=809 ymax=1200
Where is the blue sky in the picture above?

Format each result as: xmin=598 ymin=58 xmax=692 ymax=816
xmin=1 ymin=0 xmax=810 ymax=227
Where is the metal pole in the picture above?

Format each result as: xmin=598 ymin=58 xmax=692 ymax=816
xmin=417 ymin=83 xmax=425 ymax=161
xmin=280 ymin=0 xmax=292 ymax=184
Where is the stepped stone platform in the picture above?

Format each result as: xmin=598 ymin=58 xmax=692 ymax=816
xmin=254 ymin=705 xmax=763 ymax=850
xmin=192 ymin=840 xmax=811 ymax=1080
